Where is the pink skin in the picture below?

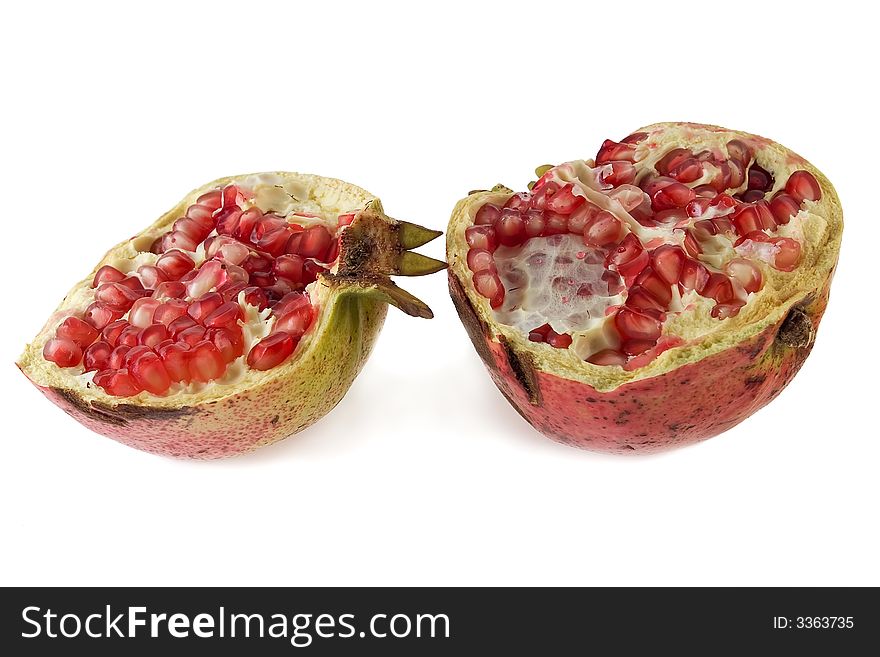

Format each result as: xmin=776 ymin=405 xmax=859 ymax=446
xmin=450 ymin=275 xmax=829 ymax=454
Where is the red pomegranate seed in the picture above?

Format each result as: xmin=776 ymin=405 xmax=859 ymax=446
xmin=731 ymin=205 xmax=762 ymax=236
xmin=651 ymin=245 xmax=686 ymax=285
xmin=587 ymin=349 xmax=628 ymax=366
xmin=206 ymin=327 xmax=244 ymax=363
xmin=702 ymin=273 xmax=737 ymax=303
xmin=785 ymin=170 xmax=821 ymax=203
xmin=726 ymin=139 xmax=753 ymax=164
xmin=622 ymin=339 xmax=656 ymax=356
xmin=503 ymin=193 xmax=531 ymax=211
xmin=203 ymin=301 xmax=243 ymax=328
xmin=101 ymin=319 xmax=129 ymax=346
xmin=92 ymin=265 xmax=126 ymax=287
xmin=94 ymin=369 xmax=142 ymax=397
xmin=724 ymin=258 xmax=763 ymax=294
xmin=747 ymin=164 xmax=774 ymax=191
xmin=275 ymin=304 xmax=313 ymax=337
xmin=473 ymin=270 xmax=505 ymax=308
xmin=651 ymin=182 xmax=696 ymax=211
xmin=249 ymin=271 xmax=276 ymax=288
xmin=626 ymin=286 xmax=665 ymax=313
xmin=118 ymin=276 xmax=146 ymax=293
xmin=639 ymin=175 xmax=675 ymax=198
xmin=466 ymin=248 xmax=495 ymax=273
xmin=241 ymin=286 xmax=269 ymax=309
xmin=108 ymin=345 xmax=132 ymax=370
xmin=123 ymin=345 xmax=153 ymax=368
xmin=242 ymin=252 xmax=274 ymax=274
xmin=668 ymin=158 xmax=703 ymax=183
xmin=167 ymin=314 xmax=198 ymax=337
xmin=656 ymin=148 xmax=692 ymax=175
xmin=542 ymin=212 xmax=567 ymax=235
xmin=217 ymin=280 xmax=247 ymax=301
xmin=303 ymin=260 xmax=326 ymax=284
xmin=83 ymin=303 xmax=122 ymax=330
xmin=153 ymin=299 xmax=189 ymax=326
xmin=185 ymin=260 xmax=227 ymax=298
xmin=693 ymin=184 xmax=718 ymax=198
xmin=771 ymin=238 xmax=801 ymax=271
xmin=606 ymin=233 xmax=649 ymax=279
xmin=177 ymin=325 xmax=207 ymax=347
xmin=135 ymin=265 xmax=166 ymax=289
xmin=545 ymin=185 xmax=585 ymax=214
xmin=337 ymin=212 xmax=356 ymax=227
xmin=273 ymin=254 xmax=305 ymax=284
xmin=711 ymin=303 xmax=744 ymax=320
xmin=139 ymin=324 xmax=169 ymax=348
xmin=582 ymin=211 xmax=622 ymax=247
xmin=680 ymin=259 xmax=710 ymax=293
xmin=529 ymin=182 xmax=560 ymax=211
xmin=129 ymin=297 xmax=161 ymax=328
xmin=615 ymin=307 xmax=662 ymax=341
xmin=95 ymin=282 xmax=141 ymax=311
xmin=728 ymin=159 xmax=747 ymax=189
xmin=596 ymin=139 xmax=637 ymax=164
xmin=185 ymin=202 xmax=216 ymax=224
xmin=221 ymin=184 xmax=241 ymax=209
xmin=161 ymin=231 xmax=199 ymax=252
xmin=621 ymin=132 xmax=648 ymax=144
xmin=246 ymin=332 xmax=296 ymax=371
xmin=686 ymin=198 xmax=710 ymax=219
xmin=83 ymin=340 xmax=112 ymax=372
xmin=156 ymin=250 xmax=195 ymax=280
xmin=635 ymin=267 xmax=672 ymax=306
xmin=56 ymin=317 xmax=99 ymax=348
xmin=710 ymin=161 xmax=732 ymax=192
xmin=769 ymin=193 xmax=800 ymax=225
xmin=294 ymin=225 xmax=334 ymax=260
xmin=475 ymin=203 xmax=502 ymax=225
xmin=214 ymin=240 xmax=251 ymax=266
xmin=43 ymin=338 xmax=82 ymax=368
xmin=253 ymin=226 xmax=291 ymax=257
xmin=187 ymin=292 xmax=224 ymax=324
xmin=739 ymin=189 xmax=765 ymax=203
xmin=215 ymin=207 xmax=243 ymax=237
xmin=547 ymin=332 xmax=573 ymax=349
xmin=196 ymin=189 xmax=223 ymax=210
xmin=173 ymin=216 xmax=212 ymax=242
xmin=128 ymin=351 xmax=172 ymax=395
xmin=465 ymin=225 xmax=498 ymax=252
xmin=523 ymin=210 xmax=546 ymax=238
xmin=601 ymin=161 xmax=637 ymax=187
xmin=158 ymin=342 xmax=191 ymax=382
xmin=152 ymin=281 xmax=187 ymax=300
xmin=117 ymin=325 xmax=141 ymax=348
xmin=496 ymin=209 xmax=526 ymax=247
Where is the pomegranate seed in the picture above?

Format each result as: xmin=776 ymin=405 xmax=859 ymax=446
xmin=108 ymin=345 xmax=131 ymax=370
xmin=242 ymin=252 xmax=274 ymax=274
xmin=241 ymin=286 xmax=269 ymax=309
xmin=640 ymin=175 xmax=676 ymax=198
xmin=235 ymin=208 xmax=263 ymax=243
xmin=118 ymin=276 xmax=145 ymax=293
xmin=547 ymin=332 xmax=573 ymax=349
xmin=43 ymin=338 xmax=82 ymax=368
xmin=83 ymin=340 xmax=112 ymax=372
xmin=724 ymin=258 xmax=763 ymax=293
xmin=117 ymin=325 xmax=142 ymax=348
xmin=214 ymin=240 xmax=251 ymax=266
xmin=136 ymin=265 xmax=166 ymax=289
xmin=747 ymin=164 xmax=774 ymax=191
xmin=152 ymin=281 xmax=187 ymax=300
xmin=596 ymin=139 xmax=637 ymax=164
xmin=129 ymin=297 xmax=161 ymax=328
xmin=185 ymin=202 xmax=216 ymax=224
xmin=652 ymin=182 xmax=695 ymax=211
xmin=203 ymin=301 xmax=243 ymax=328
xmin=710 ymin=161 xmax=732 ymax=192
xmin=622 ymin=339 xmax=657 ymax=356
xmin=173 ymin=216 xmax=212 ymax=242
xmin=196 ymin=189 xmax=223 ymax=210
xmin=272 ymin=291 xmax=310 ymax=316
xmin=275 ymin=305 xmax=313 ymax=337
xmin=247 ymin=332 xmax=295 ymax=371
xmin=635 ymin=267 xmax=672 ymax=306
xmin=161 ymin=231 xmax=198 ymax=252
xmin=545 ymin=185 xmax=585 ymax=214
xmin=615 ymin=307 xmax=662 ymax=341
xmin=156 ymin=250 xmax=195 ymax=280
xmin=293 ymin=225 xmax=334 ymax=260
xmin=83 ymin=303 xmax=122 ymax=330
xmin=785 ymin=170 xmax=821 ymax=203
xmin=654 ymin=208 xmax=689 ymax=226
xmin=465 ymin=225 xmax=498 ymax=252
xmin=728 ymin=159 xmax=746 ymax=189
xmin=587 ymin=349 xmax=628 ymax=366
xmin=529 ymin=183 xmax=560 ymax=211
xmin=726 ymin=139 xmax=753 ymax=164
xmin=668 ymin=158 xmax=703 ymax=183
xmin=222 ymin=184 xmax=241 ymax=209
xmin=583 ymin=211 xmax=622 ymax=247
xmin=158 ymin=342 xmax=191 ymax=382
xmin=475 ymin=203 xmax=502 ymax=225
xmin=215 ymin=207 xmax=243 ymax=237
xmin=738 ymin=189 xmax=765 ymax=203
xmin=472 ymin=270 xmax=505 ymax=308
xmin=771 ymin=238 xmax=801 ymax=271
xmin=523 ymin=210 xmax=546 ymax=238
xmin=651 ymin=245 xmax=686 ymax=285
xmin=273 ymin=254 xmax=306 ymax=284
xmin=56 ymin=317 xmax=99 ymax=348
xmin=206 ymin=327 xmax=244 ymax=363
xmin=187 ymin=292 xmax=224 ymax=324
xmin=606 ymin=233 xmax=649 ymax=279
xmin=769 ymin=192 xmax=800 ymax=225
xmin=626 ymin=286 xmax=665 ymax=313
xmin=95 ymin=282 xmax=141 ymax=311
xmin=139 ymin=323 xmax=169 ymax=348
xmin=185 ymin=260 xmax=227 ymax=298
xmin=92 ymin=265 xmax=126 ymax=287
xmin=177 ymin=325 xmax=207 ymax=347
xmin=337 ymin=212 xmax=356 ymax=227
xmin=702 ymin=273 xmax=737 ymax=303
xmin=621 ymin=132 xmax=648 ymax=144
xmin=732 ymin=205 xmax=763 ymax=236
xmin=303 ymin=260 xmax=326 ymax=284
xmin=250 ymin=271 xmax=277 ymax=288
xmin=253 ymin=226 xmax=291 ymax=257
xmin=656 ymin=148 xmax=692 ymax=175
xmin=711 ymin=303 xmax=744 ymax=319
xmin=123 ymin=345 xmax=153 ymax=368
xmin=467 ymin=248 xmax=495 ymax=273
xmin=680 ymin=259 xmax=710 ymax=293
xmin=693 ymin=184 xmax=718 ymax=198
xmin=94 ymin=369 xmax=142 ymax=397
xmin=496 ymin=209 xmax=526 ymax=247
xmin=601 ymin=161 xmax=637 ymax=187
xmin=128 ymin=351 xmax=172 ymax=395
xmin=153 ymin=299 xmax=189 ymax=326
xmin=686 ymin=198 xmax=710 ymax=218
xmin=101 ymin=319 xmax=129 ymax=346
xmin=167 ymin=315 xmax=198 ymax=337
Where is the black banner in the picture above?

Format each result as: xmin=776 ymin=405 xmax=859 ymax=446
xmin=1 ymin=587 xmax=876 ymax=654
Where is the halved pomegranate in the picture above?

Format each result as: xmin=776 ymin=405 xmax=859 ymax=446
xmin=448 ymin=123 xmax=842 ymax=453
xmin=19 ymin=172 xmax=445 ymax=458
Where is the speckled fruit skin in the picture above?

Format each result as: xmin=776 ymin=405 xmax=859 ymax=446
xmin=450 ymin=275 xmax=830 ymax=454
xmin=27 ymin=292 xmax=387 ymax=458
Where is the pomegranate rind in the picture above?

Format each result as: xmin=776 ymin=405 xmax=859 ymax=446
xmin=19 ymin=173 xmax=443 ymax=458
xmin=447 ymin=123 xmax=842 ymax=452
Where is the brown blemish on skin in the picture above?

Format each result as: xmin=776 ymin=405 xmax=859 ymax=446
xmin=448 ymin=274 xmax=497 ymax=369
xmin=776 ymin=307 xmax=815 ymax=349
xmin=498 ymin=337 xmax=541 ymax=406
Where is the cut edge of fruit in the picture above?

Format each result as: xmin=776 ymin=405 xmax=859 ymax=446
xmin=19 ymin=172 xmax=443 ymax=406
xmin=446 ymin=123 xmax=843 ymax=391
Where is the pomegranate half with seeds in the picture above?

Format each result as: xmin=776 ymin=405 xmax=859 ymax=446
xmin=18 ymin=172 xmax=445 ymax=458
xmin=448 ymin=123 xmax=842 ymax=453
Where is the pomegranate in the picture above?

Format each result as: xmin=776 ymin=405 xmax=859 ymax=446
xmin=447 ymin=123 xmax=842 ymax=453
xmin=18 ymin=172 xmax=445 ymax=458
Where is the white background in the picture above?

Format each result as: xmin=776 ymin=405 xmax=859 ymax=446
xmin=1 ymin=1 xmax=877 ymax=587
